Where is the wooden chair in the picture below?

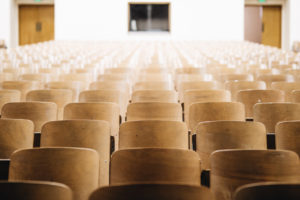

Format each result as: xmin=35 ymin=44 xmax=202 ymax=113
xmin=184 ymin=89 xmax=231 ymax=124
xmin=126 ymin=102 xmax=182 ymax=121
xmin=257 ymin=74 xmax=294 ymax=89
xmin=59 ymin=73 xmax=91 ymax=89
xmin=45 ymin=81 xmax=84 ymax=102
xmin=188 ymin=102 xmax=245 ymax=132
xmin=89 ymin=184 xmax=212 ymax=200
xmin=196 ymin=121 xmax=266 ymax=169
xmin=0 ymin=180 xmax=72 ymax=200
xmin=225 ymin=81 xmax=266 ymax=101
xmin=253 ymin=103 xmax=300 ymax=133
xmin=234 ymin=182 xmax=300 ymax=200
xmin=2 ymin=81 xmax=40 ymax=101
xmin=97 ymin=74 xmax=130 ymax=82
xmin=271 ymin=82 xmax=300 ymax=102
xmin=63 ymin=103 xmax=120 ymax=145
xmin=89 ymin=81 xmax=130 ymax=101
xmin=210 ymin=149 xmax=300 ymax=200
xmin=133 ymin=81 xmax=173 ymax=91
xmin=178 ymin=81 xmax=221 ymax=102
xmin=19 ymin=73 xmax=50 ymax=83
xmin=1 ymin=102 xmax=57 ymax=133
xmin=0 ymin=73 xmax=14 ymax=82
xmin=119 ymin=120 xmax=188 ymax=150
xmin=216 ymin=74 xmax=253 ymax=83
xmin=175 ymin=74 xmax=208 ymax=89
xmin=79 ymin=90 xmax=127 ymax=118
xmin=26 ymin=89 xmax=72 ymax=120
xmin=110 ymin=148 xmax=200 ymax=186
xmin=237 ymin=90 xmax=285 ymax=119
xmin=131 ymin=90 xmax=178 ymax=103
xmin=0 ymin=119 xmax=34 ymax=159
xmin=41 ymin=120 xmax=110 ymax=186
xmin=9 ymin=147 xmax=99 ymax=200
xmin=0 ymin=90 xmax=21 ymax=111
xmin=276 ymin=121 xmax=300 ymax=156
xmin=137 ymin=73 xmax=172 ymax=82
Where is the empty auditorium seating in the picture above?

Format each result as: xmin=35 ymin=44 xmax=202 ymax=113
xmin=2 ymin=81 xmax=40 ymax=101
xmin=225 ymin=81 xmax=266 ymax=101
xmin=0 ymin=90 xmax=20 ymax=111
xmin=131 ymin=90 xmax=178 ymax=103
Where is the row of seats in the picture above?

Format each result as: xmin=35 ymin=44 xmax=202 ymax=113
xmin=0 ymin=41 xmax=300 ymax=200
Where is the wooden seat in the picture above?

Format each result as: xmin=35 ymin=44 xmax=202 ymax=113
xmin=2 ymin=81 xmax=40 ymax=101
xmin=126 ymin=102 xmax=182 ymax=121
xmin=137 ymin=73 xmax=172 ymax=82
xmin=79 ymin=90 xmax=127 ymax=118
xmin=253 ymin=103 xmax=300 ymax=133
xmin=133 ymin=81 xmax=173 ymax=91
xmin=225 ymin=81 xmax=266 ymax=101
xmin=234 ymin=182 xmax=300 ymax=200
xmin=237 ymin=90 xmax=285 ymax=119
xmin=0 ymin=73 xmax=14 ymax=82
xmin=89 ymin=81 xmax=130 ymax=101
xmin=211 ymin=149 xmax=300 ymax=200
xmin=131 ymin=90 xmax=178 ymax=103
xmin=257 ymin=74 xmax=294 ymax=89
xmin=41 ymin=120 xmax=110 ymax=186
xmin=110 ymin=148 xmax=200 ymax=186
xmin=271 ymin=82 xmax=300 ymax=102
xmin=189 ymin=102 xmax=245 ymax=132
xmin=26 ymin=89 xmax=72 ymax=120
xmin=196 ymin=121 xmax=266 ymax=169
xmin=97 ymin=74 xmax=130 ymax=82
xmin=20 ymin=73 xmax=50 ymax=82
xmin=89 ymin=184 xmax=212 ymax=200
xmin=45 ymin=81 xmax=84 ymax=102
xmin=178 ymin=81 xmax=221 ymax=102
xmin=1 ymin=102 xmax=57 ymax=132
xmin=0 ymin=90 xmax=21 ymax=111
xmin=63 ymin=102 xmax=120 ymax=143
xmin=9 ymin=147 xmax=99 ymax=200
xmin=0 ymin=119 xmax=34 ymax=159
xmin=0 ymin=181 xmax=72 ymax=200
xmin=59 ymin=73 xmax=91 ymax=89
xmin=217 ymin=74 xmax=253 ymax=83
xmin=276 ymin=121 xmax=300 ymax=156
xmin=119 ymin=120 xmax=188 ymax=149
xmin=184 ymin=89 xmax=231 ymax=124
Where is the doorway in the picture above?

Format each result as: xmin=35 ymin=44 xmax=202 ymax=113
xmin=244 ymin=5 xmax=282 ymax=48
xmin=19 ymin=5 xmax=54 ymax=46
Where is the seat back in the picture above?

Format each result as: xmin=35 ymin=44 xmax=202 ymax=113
xmin=2 ymin=81 xmax=40 ymax=101
xmin=0 ymin=181 xmax=72 ymax=200
xmin=196 ymin=121 xmax=267 ymax=169
xmin=126 ymin=102 xmax=182 ymax=121
xmin=41 ymin=120 xmax=110 ymax=186
xmin=225 ymin=81 xmax=266 ymax=101
xmin=1 ymin=102 xmax=57 ymax=132
xmin=131 ymin=90 xmax=178 ymax=103
xmin=211 ymin=149 xmax=300 ymax=200
xmin=0 ymin=90 xmax=21 ymax=111
xmin=9 ymin=147 xmax=99 ymax=200
xmin=110 ymin=148 xmax=201 ymax=186
xmin=119 ymin=120 xmax=188 ymax=149
xmin=271 ymin=82 xmax=300 ymax=102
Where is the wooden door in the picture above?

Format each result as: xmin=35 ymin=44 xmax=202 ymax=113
xmin=19 ymin=5 xmax=54 ymax=46
xmin=262 ymin=6 xmax=282 ymax=48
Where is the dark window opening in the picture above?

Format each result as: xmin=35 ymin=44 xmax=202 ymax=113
xmin=129 ymin=4 xmax=170 ymax=32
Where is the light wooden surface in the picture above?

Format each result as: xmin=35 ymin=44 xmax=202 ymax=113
xmin=271 ymin=82 xmax=300 ymax=102
xmin=0 ymin=90 xmax=21 ymax=111
xmin=1 ymin=102 xmax=57 ymax=132
xmin=225 ymin=81 xmax=266 ymax=101
xmin=2 ymin=81 xmax=40 ymax=101
xmin=119 ymin=120 xmax=188 ymax=149
xmin=41 ymin=120 xmax=110 ymax=186
xmin=211 ymin=149 xmax=300 ymax=200
xmin=0 ymin=181 xmax=72 ymax=200
xmin=9 ymin=147 xmax=99 ymax=200
xmin=131 ymin=90 xmax=178 ymax=103
xmin=196 ymin=121 xmax=267 ymax=169
xmin=110 ymin=148 xmax=201 ymax=186
xmin=0 ymin=119 xmax=34 ymax=159
xmin=90 ymin=184 xmax=212 ymax=200
xmin=19 ymin=5 xmax=54 ymax=46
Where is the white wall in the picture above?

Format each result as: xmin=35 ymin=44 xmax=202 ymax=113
xmin=55 ymin=0 xmax=245 ymax=41
xmin=289 ymin=0 xmax=300 ymax=48
xmin=0 ymin=0 xmax=11 ymax=47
